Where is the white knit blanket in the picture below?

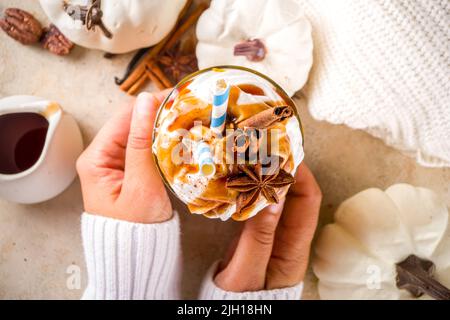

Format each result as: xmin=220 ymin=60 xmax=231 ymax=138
xmin=298 ymin=0 xmax=450 ymax=167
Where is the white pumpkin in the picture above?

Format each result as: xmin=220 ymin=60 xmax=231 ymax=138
xmin=313 ymin=184 xmax=450 ymax=300
xmin=195 ymin=0 xmax=313 ymax=97
xmin=39 ymin=0 xmax=187 ymax=53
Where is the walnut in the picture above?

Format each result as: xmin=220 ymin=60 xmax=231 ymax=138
xmin=0 ymin=8 xmax=43 ymax=45
xmin=41 ymin=24 xmax=74 ymax=56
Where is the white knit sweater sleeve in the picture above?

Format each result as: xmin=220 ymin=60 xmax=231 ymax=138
xmin=81 ymin=213 xmax=303 ymax=300
xmin=199 ymin=261 xmax=304 ymax=300
xmin=298 ymin=0 xmax=450 ymax=167
xmin=81 ymin=212 xmax=182 ymax=300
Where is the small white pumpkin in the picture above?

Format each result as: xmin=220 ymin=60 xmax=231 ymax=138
xmin=39 ymin=0 xmax=187 ymax=53
xmin=195 ymin=0 xmax=313 ymax=97
xmin=313 ymin=184 xmax=450 ymax=300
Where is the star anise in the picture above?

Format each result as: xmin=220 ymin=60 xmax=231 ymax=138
xmin=158 ymin=45 xmax=198 ymax=82
xmin=226 ymin=163 xmax=295 ymax=214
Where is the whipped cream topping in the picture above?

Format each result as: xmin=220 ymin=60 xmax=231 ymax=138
xmin=153 ymin=68 xmax=304 ymax=221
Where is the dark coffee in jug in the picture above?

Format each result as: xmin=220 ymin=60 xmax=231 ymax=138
xmin=0 ymin=112 xmax=49 ymax=174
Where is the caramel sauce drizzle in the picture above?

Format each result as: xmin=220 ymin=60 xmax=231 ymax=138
xmin=237 ymin=83 xmax=265 ymax=96
xmin=155 ymin=83 xmax=294 ymax=220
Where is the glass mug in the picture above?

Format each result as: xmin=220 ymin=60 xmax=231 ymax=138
xmin=152 ymin=66 xmax=304 ymax=221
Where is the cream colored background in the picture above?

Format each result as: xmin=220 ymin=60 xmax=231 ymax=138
xmin=0 ymin=0 xmax=449 ymax=299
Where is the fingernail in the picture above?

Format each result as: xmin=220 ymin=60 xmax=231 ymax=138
xmin=135 ymin=92 xmax=153 ymax=116
xmin=268 ymin=201 xmax=284 ymax=215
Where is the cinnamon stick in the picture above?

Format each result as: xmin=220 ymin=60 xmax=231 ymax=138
xmin=119 ymin=15 xmax=185 ymax=91
xmin=163 ymin=3 xmax=208 ymax=52
xmin=141 ymin=0 xmax=194 ymax=59
xmin=147 ymin=60 xmax=173 ymax=88
xmin=120 ymin=0 xmax=205 ymax=94
xmin=127 ymin=73 xmax=148 ymax=95
xmin=115 ymin=47 xmax=149 ymax=85
xmin=120 ymin=66 xmax=146 ymax=92
xmin=237 ymin=106 xmax=294 ymax=129
xmin=145 ymin=67 xmax=166 ymax=90
xmin=175 ymin=0 xmax=194 ymax=27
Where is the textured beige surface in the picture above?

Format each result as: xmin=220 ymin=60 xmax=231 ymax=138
xmin=0 ymin=0 xmax=449 ymax=300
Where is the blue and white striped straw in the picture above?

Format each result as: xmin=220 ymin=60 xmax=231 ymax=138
xmin=197 ymin=141 xmax=216 ymax=177
xmin=210 ymin=79 xmax=230 ymax=135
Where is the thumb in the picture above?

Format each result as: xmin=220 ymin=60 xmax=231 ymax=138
xmin=124 ymin=92 xmax=162 ymax=183
xmin=215 ymin=199 xmax=285 ymax=292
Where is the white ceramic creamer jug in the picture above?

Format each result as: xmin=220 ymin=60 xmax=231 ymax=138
xmin=0 ymin=95 xmax=83 ymax=203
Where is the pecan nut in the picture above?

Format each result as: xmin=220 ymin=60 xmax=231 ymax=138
xmin=41 ymin=24 xmax=74 ymax=56
xmin=0 ymin=8 xmax=43 ymax=45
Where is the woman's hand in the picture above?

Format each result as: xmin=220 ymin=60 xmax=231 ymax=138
xmin=76 ymin=91 xmax=172 ymax=224
xmin=215 ymin=163 xmax=322 ymax=291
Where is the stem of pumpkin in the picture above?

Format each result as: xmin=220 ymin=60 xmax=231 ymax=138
xmin=234 ymin=39 xmax=266 ymax=62
xmin=64 ymin=0 xmax=112 ymax=39
xmin=396 ymin=254 xmax=450 ymax=300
